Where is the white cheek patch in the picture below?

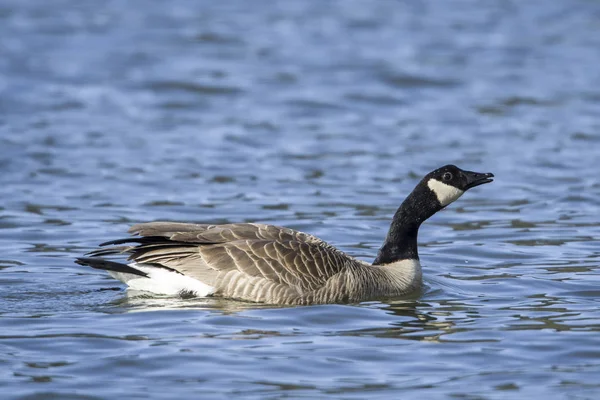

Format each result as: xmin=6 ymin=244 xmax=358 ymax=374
xmin=427 ymin=179 xmax=464 ymax=207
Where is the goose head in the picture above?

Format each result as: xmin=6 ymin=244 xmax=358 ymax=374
xmin=424 ymin=164 xmax=494 ymax=208
xmin=373 ymin=165 xmax=494 ymax=265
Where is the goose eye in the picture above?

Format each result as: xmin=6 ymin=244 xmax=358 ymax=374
xmin=442 ymin=172 xmax=452 ymax=181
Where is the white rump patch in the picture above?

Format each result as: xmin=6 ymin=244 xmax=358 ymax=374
xmin=107 ymin=263 xmax=215 ymax=297
xmin=427 ymin=179 xmax=464 ymax=207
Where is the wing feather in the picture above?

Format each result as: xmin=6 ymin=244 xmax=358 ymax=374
xmin=128 ymin=222 xmax=323 ymax=245
xmin=91 ymin=221 xmax=359 ymax=302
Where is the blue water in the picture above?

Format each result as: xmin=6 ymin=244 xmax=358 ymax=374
xmin=1 ymin=1 xmax=600 ymax=398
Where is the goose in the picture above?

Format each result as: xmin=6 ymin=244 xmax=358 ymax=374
xmin=76 ymin=165 xmax=493 ymax=305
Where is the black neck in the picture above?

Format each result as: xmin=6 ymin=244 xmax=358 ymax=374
xmin=372 ymin=184 xmax=441 ymax=265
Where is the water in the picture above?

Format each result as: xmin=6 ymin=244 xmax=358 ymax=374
xmin=1 ymin=0 xmax=600 ymax=398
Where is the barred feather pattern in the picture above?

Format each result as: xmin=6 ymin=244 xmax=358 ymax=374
xmin=86 ymin=222 xmax=422 ymax=305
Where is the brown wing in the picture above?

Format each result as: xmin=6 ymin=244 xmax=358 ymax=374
xmin=128 ymin=222 xmax=324 ymax=245
xmin=93 ymin=222 xmax=358 ymax=302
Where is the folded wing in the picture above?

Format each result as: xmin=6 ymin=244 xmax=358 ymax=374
xmin=91 ymin=222 xmax=357 ymax=303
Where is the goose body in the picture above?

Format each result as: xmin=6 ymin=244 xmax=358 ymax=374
xmin=77 ymin=165 xmax=493 ymax=305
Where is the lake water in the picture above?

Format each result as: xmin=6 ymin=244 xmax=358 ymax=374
xmin=1 ymin=0 xmax=600 ymax=398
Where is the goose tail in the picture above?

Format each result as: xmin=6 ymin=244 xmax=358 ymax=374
xmin=75 ymin=257 xmax=215 ymax=297
xmin=75 ymin=257 xmax=148 ymax=277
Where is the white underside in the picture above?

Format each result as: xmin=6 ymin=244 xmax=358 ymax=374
xmin=108 ymin=263 xmax=215 ymax=297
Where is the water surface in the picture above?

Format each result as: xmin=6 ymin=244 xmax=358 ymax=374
xmin=1 ymin=1 xmax=600 ymax=398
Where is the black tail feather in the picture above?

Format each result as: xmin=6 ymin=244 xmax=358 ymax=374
xmin=99 ymin=236 xmax=195 ymax=247
xmin=86 ymin=248 xmax=126 ymax=257
xmin=75 ymin=257 xmax=148 ymax=277
xmin=99 ymin=237 xmax=158 ymax=247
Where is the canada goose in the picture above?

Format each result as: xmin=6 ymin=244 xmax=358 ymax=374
xmin=76 ymin=165 xmax=493 ymax=305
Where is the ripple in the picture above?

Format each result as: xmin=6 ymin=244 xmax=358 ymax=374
xmin=146 ymin=80 xmax=244 ymax=96
xmin=193 ymin=32 xmax=244 ymax=45
xmin=380 ymin=71 xmax=461 ymax=89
